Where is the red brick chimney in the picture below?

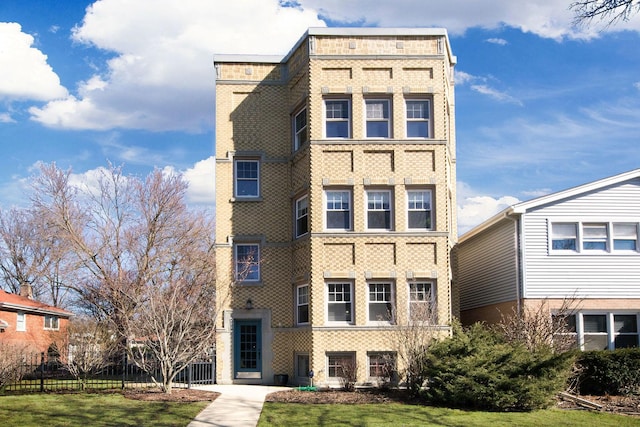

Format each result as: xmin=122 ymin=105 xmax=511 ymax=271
xmin=19 ymin=283 xmax=33 ymax=299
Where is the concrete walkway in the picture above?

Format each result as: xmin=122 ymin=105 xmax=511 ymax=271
xmin=188 ymin=384 xmax=290 ymax=427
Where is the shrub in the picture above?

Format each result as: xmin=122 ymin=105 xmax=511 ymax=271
xmin=575 ymin=348 xmax=640 ymax=395
xmin=423 ymin=323 xmax=575 ymax=411
xmin=0 ymin=343 xmax=26 ymax=390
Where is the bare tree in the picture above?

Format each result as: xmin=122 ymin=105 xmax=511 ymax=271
xmin=571 ymin=0 xmax=640 ymax=26
xmin=389 ymin=299 xmax=440 ymax=396
xmin=31 ymin=163 xmax=219 ymax=393
xmin=56 ymin=316 xmax=118 ymax=390
xmin=0 ymin=342 xmax=29 ymax=390
xmin=495 ymin=297 xmax=581 ymax=353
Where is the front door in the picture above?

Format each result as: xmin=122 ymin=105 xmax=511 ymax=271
xmin=234 ymin=320 xmax=262 ymax=379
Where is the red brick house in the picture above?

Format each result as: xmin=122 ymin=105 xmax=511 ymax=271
xmin=0 ymin=288 xmax=73 ymax=354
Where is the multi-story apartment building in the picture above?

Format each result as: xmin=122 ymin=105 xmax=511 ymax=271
xmin=214 ymin=27 xmax=457 ymax=386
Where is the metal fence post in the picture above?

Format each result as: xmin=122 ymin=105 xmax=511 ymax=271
xmin=121 ymin=351 xmax=126 ymax=390
xmin=39 ymin=352 xmax=45 ymax=392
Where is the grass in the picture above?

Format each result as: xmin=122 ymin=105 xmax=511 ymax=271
xmin=259 ymin=402 xmax=640 ymax=427
xmin=0 ymin=392 xmax=209 ymax=427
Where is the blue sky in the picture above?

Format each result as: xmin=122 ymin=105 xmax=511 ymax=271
xmin=2 ymin=0 xmax=640 ymax=232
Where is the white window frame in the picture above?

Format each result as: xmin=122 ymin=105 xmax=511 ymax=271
xmin=549 ymin=221 xmax=640 ymax=254
xmin=233 ymin=159 xmax=260 ymax=198
xmin=407 ymin=189 xmax=433 ymax=230
xmin=365 ymin=99 xmax=391 ymax=138
xmin=296 ymin=284 xmax=309 ymax=325
xmin=405 ymin=99 xmax=431 ymax=138
xmin=368 ymin=282 xmax=394 ymax=323
xmin=326 ymin=282 xmax=353 ymax=324
xmin=325 ymin=190 xmax=352 ymax=231
xmin=573 ymin=312 xmax=640 ymax=351
xmin=234 ymin=243 xmax=260 ymax=282
xmin=295 ymin=195 xmax=309 ymax=238
xmin=408 ymin=282 xmax=435 ymax=323
xmin=16 ymin=311 xmax=26 ymax=332
xmin=324 ymin=99 xmax=351 ymax=138
xmin=366 ymin=189 xmax=392 ymax=231
xmin=326 ymin=352 xmax=355 ymax=379
xmin=293 ymin=107 xmax=308 ymax=150
xmin=44 ymin=315 xmax=59 ymax=330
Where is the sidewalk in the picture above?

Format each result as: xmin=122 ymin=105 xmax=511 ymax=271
xmin=188 ymin=384 xmax=290 ymax=427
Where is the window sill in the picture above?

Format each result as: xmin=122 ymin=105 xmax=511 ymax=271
xmin=231 ymin=197 xmax=263 ymax=202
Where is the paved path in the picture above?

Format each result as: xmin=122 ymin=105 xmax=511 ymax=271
xmin=188 ymin=384 xmax=289 ymax=427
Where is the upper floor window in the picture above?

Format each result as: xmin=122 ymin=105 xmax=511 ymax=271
xmin=366 ymin=190 xmax=392 ymax=230
xmin=327 ymin=282 xmax=353 ymax=323
xmin=365 ymin=99 xmax=391 ymax=138
xmin=550 ymin=221 xmax=640 ymax=254
xmin=295 ymin=196 xmax=309 ymax=238
xmin=406 ymin=100 xmax=430 ymax=138
xmin=234 ymin=243 xmax=260 ymax=282
xmin=234 ymin=159 xmax=259 ymax=198
xmin=293 ymin=107 xmax=308 ymax=150
xmin=613 ymin=223 xmax=638 ymax=250
xmin=368 ymin=282 xmax=393 ymax=323
xmin=325 ymin=190 xmax=351 ymax=231
xmin=44 ymin=315 xmax=59 ymax=330
xmin=407 ymin=190 xmax=432 ymax=230
xmin=325 ymin=99 xmax=350 ymax=138
xmin=296 ymin=284 xmax=309 ymax=325
xmin=16 ymin=312 xmax=26 ymax=332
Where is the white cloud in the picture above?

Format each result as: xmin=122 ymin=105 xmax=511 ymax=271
xmin=486 ymin=37 xmax=508 ymax=45
xmin=0 ymin=113 xmax=15 ymax=123
xmin=470 ymin=84 xmax=523 ymax=105
xmin=457 ymin=181 xmax=520 ymax=235
xmin=181 ymin=157 xmax=215 ymax=206
xmin=0 ymin=23 xmax=68 ymax=101
xmin=29 ymin=0 xmax=325 ymax=132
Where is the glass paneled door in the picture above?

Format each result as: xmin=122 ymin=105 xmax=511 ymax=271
xmin=234 ymin=320 xmax=262 ymax=379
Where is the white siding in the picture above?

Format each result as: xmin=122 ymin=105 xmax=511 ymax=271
xmin=458 ymin=218 xmax=518 ymax=310
xmin=522 ymin=179 xmax=640 ymax=299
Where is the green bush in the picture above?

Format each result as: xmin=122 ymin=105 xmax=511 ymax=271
xmin=575 ymin=348 xmax=640 ymax=395
xmin=422 ymin=323 xmax=575 ymax=411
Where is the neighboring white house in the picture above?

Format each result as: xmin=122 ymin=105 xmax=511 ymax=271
xmin=456 ymin=169 xmax=640 ymax=351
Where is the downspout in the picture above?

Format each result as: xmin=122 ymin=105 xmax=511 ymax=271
xmin=505 ymin=213 xmax=522 ymax=315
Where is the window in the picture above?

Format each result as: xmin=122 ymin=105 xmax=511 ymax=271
xmin=16 ymin=312 xmax=26 ymax=332
xmin=552 ymin=314 xmax=578 ymax=350
xmin=234 ymin=243 xmax=260 ymax=282
xmin=325 ymin=99 xmax=350 ymax=138
xmin=327 ymin=282 xmax=353 ymax=323
xmin=327 ymin=353 xmax=355 ymax=378
xmin=613 ymin=223 xmax=638 ymax=250
xmin=325 ymin=190 xmax=351 ymax=230
xmin=550 ymin=221 xmax=640 ymax=254
xmin=614 ymin=314 xmax=639 ymax=348
xmin=365 ymin=99 xmax=391 ymax=138
xmin=407 ymin=190 xmax=432 ymax=230
xmin=366 ymin=190 xmax=392 ymax=230
xmin=234 ymin=160 xmax=259 ymax=198
xmin=368 ymin=283 xmax=393 ymax=322
xmin=296 ymin=284 xmax=309 ymax=325
xmin=295 ymin=196 xmax=309 ymax=237
xmin=44 ymin=315 xmax=59 ymax=330
xmin=406 ymin=100 xmax=430 ymax=138
xmin=293 ymin=108 xmax=308 ymax=150
xmin=368 ymin=352 xmax=395 ymax=378
xmin=582 ymin=223 xmax=607 ymax=251
xmin=409 ymin=282 xmax=434 ymax=321
xmin=296 ymin=353 xmax=310 ymax=378
xmin=583 ymin=314 xmax=609 ymax=350
xmin=551 ymin=223 xmax=577 ymax=250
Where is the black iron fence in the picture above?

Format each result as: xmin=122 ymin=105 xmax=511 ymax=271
xmin=1 ymin=350 xmax=215 ymax=394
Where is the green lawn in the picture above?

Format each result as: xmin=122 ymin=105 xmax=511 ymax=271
xmin=0 ymin=392 xmax=208 ymax=427
xmin=259 ymin=402 xmax=640 ymax=427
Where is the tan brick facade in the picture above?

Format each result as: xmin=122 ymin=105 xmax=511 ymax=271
xmin=215 ymin=28 xmax=456 ymax=386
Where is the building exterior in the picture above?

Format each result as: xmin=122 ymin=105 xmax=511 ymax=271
xmin=457 ymin=169 xmax=640 ymax=351
xmin=0 ymin=287 xmax=73 ymax=354
xmin=214 ymin=27 xmax=457 ymax=386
